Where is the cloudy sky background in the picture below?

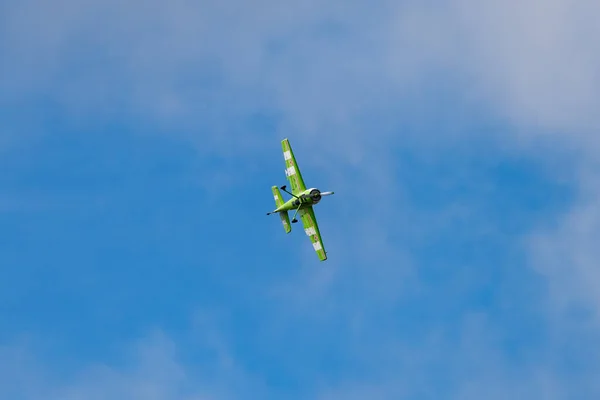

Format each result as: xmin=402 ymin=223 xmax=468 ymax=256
xmin=1 ymin=0 xmax=600 ymax=398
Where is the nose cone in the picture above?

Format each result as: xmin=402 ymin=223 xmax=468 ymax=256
xmin=310 ymin=189 xmax=321 ymax=203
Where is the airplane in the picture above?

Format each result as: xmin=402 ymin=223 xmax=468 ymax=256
xmin=266 ymin=138 xmax=334 ymax=261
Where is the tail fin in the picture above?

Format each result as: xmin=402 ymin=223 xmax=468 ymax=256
xmin=272 ymin=186 xmax=291 ymax=233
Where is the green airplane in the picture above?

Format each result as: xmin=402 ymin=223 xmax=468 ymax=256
xmin=267 ymin=138 xmax=334 ymax=261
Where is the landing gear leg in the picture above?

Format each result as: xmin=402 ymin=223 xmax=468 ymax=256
xmin=290 ymin=205 xmax=302 ymax=223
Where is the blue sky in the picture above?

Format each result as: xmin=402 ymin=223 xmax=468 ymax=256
xmin=2 ymin=0 xmax=600 ymax=399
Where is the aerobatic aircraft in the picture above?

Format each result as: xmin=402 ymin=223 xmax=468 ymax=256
xmin=267 ymin=138 xmax=334 ymax=261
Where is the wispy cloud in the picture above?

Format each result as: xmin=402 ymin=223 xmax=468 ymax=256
xmin=0 ymin=323 xmax=262 ymax=400
xmin=529 ymin=167 xmax=600 ymax=319
xmin=2 ymin=313 xmax=595 ymax=400
xmin=3 ymin=0 xmax=600 ymax=398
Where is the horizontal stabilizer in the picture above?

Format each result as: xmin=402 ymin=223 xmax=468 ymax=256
xmin=272 ymin=185 xmax=285 ymax=208
xmin=279 ymin=211 xmax=292 ymax=233
xmin=272 ymin=186 xmax=291 ymax=233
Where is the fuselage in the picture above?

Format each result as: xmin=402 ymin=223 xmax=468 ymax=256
xmin=275 ymin=188 xmax=323 ymax=212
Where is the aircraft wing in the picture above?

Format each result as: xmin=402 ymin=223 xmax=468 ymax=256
xmin=281 ymin=138 xmax=306 ymax=195
xmin=299 ymin=207 xmax=327 ymax=261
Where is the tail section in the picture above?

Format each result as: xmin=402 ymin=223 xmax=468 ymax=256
xmin=272 ymin=186 xmax=285 ymax=208
xmin=279 ymin=211 xmax=291 ymax=233
xmin=272 ymin=186 xmax=291 ymax=233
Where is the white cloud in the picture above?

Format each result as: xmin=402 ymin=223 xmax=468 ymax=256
xmin=3 ymin=0 xmax=600 ymax=398
xmin=3 ymin=0 xmax=599 ymax=137
xmin=0 ymin=326 xmax=261 ymax=400
xmin=3 ymin=313 xmax=598 ymax=400
xmin=389 ymin=0 xmax=600 ymax=329
xmin=392 ymin=0 xmax=600 ymax=138
xmin=529 ymin=167 xmax=600 ymax=319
